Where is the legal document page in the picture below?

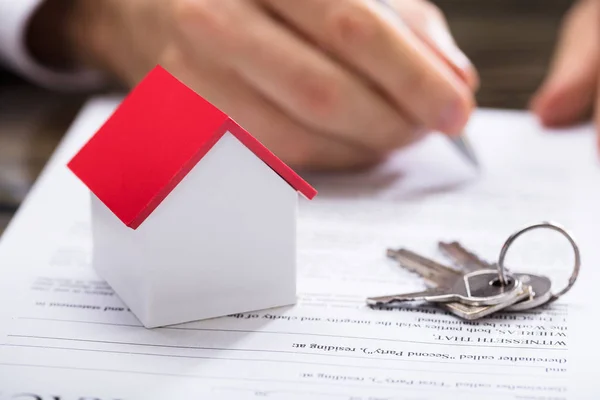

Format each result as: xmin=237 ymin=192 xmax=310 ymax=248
xmin=0 ymin=97 xmax=599 ymax=399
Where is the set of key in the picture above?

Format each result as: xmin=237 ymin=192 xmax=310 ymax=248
xmin=366 ymin=222 xmax=581 ymax=320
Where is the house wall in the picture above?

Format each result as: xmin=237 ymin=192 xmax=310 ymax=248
xmin=91 ymin=131 xmax=298 ymax=328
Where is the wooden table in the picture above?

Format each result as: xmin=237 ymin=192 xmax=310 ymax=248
xmin=0 ymin=0 xmax=575 ymax=235
xmin=0 ymin=83 xmax=86 ymax=231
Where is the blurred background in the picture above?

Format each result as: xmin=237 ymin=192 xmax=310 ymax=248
xmin=0 ymin=0 xmax=574 ymax=234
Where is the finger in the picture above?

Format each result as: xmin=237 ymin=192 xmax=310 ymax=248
xmin=173 ymin=0 xmax=417 ymax=152
xmin=159 ymin=46 xmax=394 ymax=171
xmin=386 ymin=0 xmax=479 ymax=90
xmin=530 ymin=0 xmax=599 ymax=127
xmin=258 ymin=0 xmax=474 ymax=135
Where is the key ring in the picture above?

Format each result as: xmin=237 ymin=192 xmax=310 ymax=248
xmin=497 ymin=221 xmax=580 ymax=302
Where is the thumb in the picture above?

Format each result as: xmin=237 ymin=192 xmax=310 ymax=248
xmin=530 ymin=0 xmax=599 ymax=127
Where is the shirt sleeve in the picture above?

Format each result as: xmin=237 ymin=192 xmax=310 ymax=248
xmin=0 ymin=0 xmax=105 ymax=90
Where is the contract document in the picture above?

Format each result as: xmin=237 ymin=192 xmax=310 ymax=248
xmin=1 ymin=96 xmax=600 ymax=400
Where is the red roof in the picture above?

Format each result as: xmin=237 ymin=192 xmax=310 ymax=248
xmin=68 ymin=65 xmax=317 ymax=230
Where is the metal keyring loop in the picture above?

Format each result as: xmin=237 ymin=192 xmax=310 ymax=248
xmin=497 ymin=221 xmax=580 ymax=302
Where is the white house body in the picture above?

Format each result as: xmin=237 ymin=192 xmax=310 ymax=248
xmin=91 ymin=132 xmax=298 ymax=328
xmin=68 ymin=66 xmax=316 ymax=328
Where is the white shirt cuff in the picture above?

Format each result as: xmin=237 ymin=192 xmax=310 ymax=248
xmin=0 ymin=0 xmax=106 ymax=91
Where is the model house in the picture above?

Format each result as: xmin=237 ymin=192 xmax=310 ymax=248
xmin=68 ymin=65 xmax=317 ymax=328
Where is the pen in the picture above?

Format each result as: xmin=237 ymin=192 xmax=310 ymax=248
xmin=374 ymin=0 xmax=480 ymax=169
xmin=448 ymin=134 xmax=480 ymax=168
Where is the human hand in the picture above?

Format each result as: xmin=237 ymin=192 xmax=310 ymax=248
xmin=66 ymin=0 xmax=478 ymax=171
xmin=530 ymin=0 xmax=599 ymax=143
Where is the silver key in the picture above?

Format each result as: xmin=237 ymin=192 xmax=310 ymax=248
xmin=374 ymin=248 xmax=530 ymax=319
xmin=368 ymin=249 xmax=523 ymax=306
xmin=509 ymin=273 xmax=552 ymax=311
xmin=438 ymin=287 xmax=533 ymax=320
xmin=439 ymin=241 xmax=494 ymax=272
xmin=367 ymin=269 xmax=522 ymax=306
xmin=386 ymin=248 xmax=462 ymax=288
xmin=438 ymin=241 xmax=553 ymax=311
xmin=384 ymin=249 xmax=510 ymax=319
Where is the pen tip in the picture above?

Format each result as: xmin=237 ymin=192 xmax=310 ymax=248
xmin=452 ymin=135 xmax=480 ymax=169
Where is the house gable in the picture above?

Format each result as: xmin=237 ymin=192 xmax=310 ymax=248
xmin=68 ymin=65 xmax=316 ymax=231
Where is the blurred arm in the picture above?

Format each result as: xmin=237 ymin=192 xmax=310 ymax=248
xmin=0 ymin=0 xmax=105 ymax=90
